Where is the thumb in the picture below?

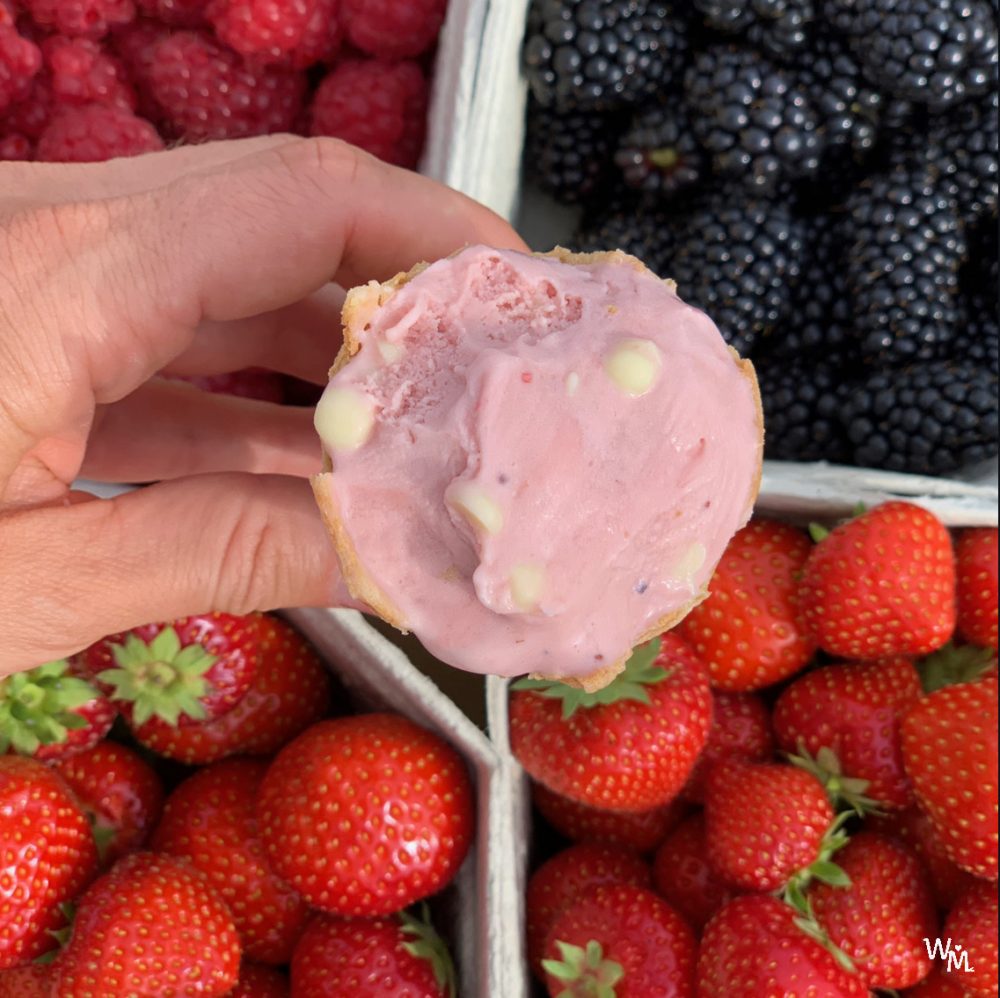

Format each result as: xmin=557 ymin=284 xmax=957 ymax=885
xmin=0 ymin=475 xmax=354 ymax=672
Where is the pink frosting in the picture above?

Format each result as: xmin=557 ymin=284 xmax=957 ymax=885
xmin=315 ymin=247 xmax=762 ymax=679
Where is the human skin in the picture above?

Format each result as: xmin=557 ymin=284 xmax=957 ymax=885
xmin=0 ymin=135 xmax=526 ymax=673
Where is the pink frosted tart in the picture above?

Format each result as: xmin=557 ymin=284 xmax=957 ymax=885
xmin=311 ymin=246 xmax=764 ymax=690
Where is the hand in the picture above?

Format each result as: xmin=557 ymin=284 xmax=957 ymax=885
xmin=0 ymin=136 xmax=526 ymax=672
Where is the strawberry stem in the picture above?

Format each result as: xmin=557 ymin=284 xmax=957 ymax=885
xmin=512 ymin=639 xmax=667 ymax=719
xmin=787 ymin=745 xmax=881 ymax=817
xmin=541 ymin=939 xmax=624 ymax=998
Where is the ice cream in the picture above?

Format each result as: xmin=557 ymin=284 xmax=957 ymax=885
xmin=311 ymin=246 xmax=763 ymax=689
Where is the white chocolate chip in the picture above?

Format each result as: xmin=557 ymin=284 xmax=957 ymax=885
xmin=377 ymin=340 xmax=405 ymax=364
xmin=672 ymin=541 xmax=707 ymax=580
xmin=448 ymin=483 xmax=504 ymax=536
xmin=510 ymin=563 xmax=545 ymax=611
xmin=565 ymin=372 xmax=580 ymax=396
xmin=314 ymin=386 xmax=375 ymax=452
xmin=604 ymin=339 xmax=662 ymax=397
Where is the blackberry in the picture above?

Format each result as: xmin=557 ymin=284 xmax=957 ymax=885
xmin=522 ymin=0 xmax=689 ymax=111
xmin=757 ymin=213 xmax=858 ymax=365
xmin=663 ymin=190 xmax=805 ymax=354
xmin=613 ymin=101 xmax=706 ymax=198
xmin=950 ymin=221 xmax=1000 ymax=367
xmin=842 ymin=153 xmax=967 ymax=365
xmin=573 ymin=192 xmax=678 ymax=275
xmin=929 ymin=88 xmax=999 ymax=224
xmin=523 ymin=98 xmax=619 ymax=204
xmin=684 ymin=44 xmax=825 ymax=193
xmin=841 ymin=360 xmax=999 ymax=474
xmin=694 ymin=0 xmax=815 ymax=58
xmin=845 ymin=0 xmax=998 ymax=110
xmin=755 ymin=358 xmax=853 ymax=463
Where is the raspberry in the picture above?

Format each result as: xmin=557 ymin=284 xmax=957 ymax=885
xmin=22 ymin=0 xmax=136 ymax=39
xmin=207 ymin=0 xmax=341 ymax=68
xmin=136 ymin=0 xmax=208 ymax=26
xmin=0 ymin=72 xmax=52 ymax=138
xmin=342 ymin=0 xmax=445 ymax=59
xmin=0 ymin=130 xmax=32 ymax=158
xmin=1 ymin=22 xmax=42 ymax=113
xmin=43 ymin=35 xmax=136 ymax=110
xmin=149 ymin=29 xmax=306 ymax=140
xmin=36 ymin=102 xmax=162 ymax=161
xmin=308 ymin=58 xmax=427 ymax=167
xmin=110 ymin=19 xmax=171 ymax=122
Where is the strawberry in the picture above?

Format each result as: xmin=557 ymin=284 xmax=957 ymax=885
xmin=869 ymin=806 xmax=979 ymax=911
xmin=772 ymin=657 xmax=923 ymax=810
xmin=697 ymin=895 xmax=869 ymax=997
xmin=230 ymin=963 xmax=289 ymax=997
xmin=703 ymin=757 xmax=835 ymax=892
xmin=526 ymin=843 xmax=651 ymax=979
xmin=900 ymin=673 xmax=998 ymax=880
xmin=652 ymin=811 xmax=735 ymax=930
xmin=128 ymin=614 xmax=332 ymax=764
xmin=541 ymin=883 xmax=695 ymax=997
xmin=0 ymin=659 xmax=114 ymax=761
xmin=955 ymin=527 xmax=999 ymax=650
xmin=0 ymin=963 xmax=53 ymax=998
xmin=151 ymin=757 xmax=310 ymax=964
xmin=798 ymin=501 xmax=956 ymax=659
xmin=903 ymin=966 xmax=972 ymax=996
xmin=258 ymin=712 xmax=474 ymax=917
xmin=290 ymin=910 xmax=456 ymax=998
xmin=52 ymin=851 xmax=240 ymax=997
xmin=675 ymin=518 xmax=817 ymax=691
xmin=0 ymin=756 xmax=97 ymax=968
xmin=681 ymin=690 xmax=773 ymax=803
xmin=809 ymin=831 xmax=937 ymax=988
xmin=78 ymin=611 xmax=258 ymax=728
xmin=940 ymin=882 xmax=998 ymax=998
xmin=52 ymin=739 xmax=164 ymax=867
xmin=532 ymin=782 xmax=685 ymax=853
xmin=510 ymin=635 xmax=712 ymax=811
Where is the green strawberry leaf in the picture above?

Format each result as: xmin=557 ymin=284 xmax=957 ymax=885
xmin=808 ymin=522 xmax=830 ymax=543
xmin=512 ymin=639 xmax=667 ymax=719
xmin=542 ymin=939 xmax=623 ymax=997
xmin=400 ymin=905 xmax=457 ymax=998
xmin=918 ymin=642 xmax=997 ymax=693
xmin=809 ymin=861 xmax=852 ymax=888
xmin=787 ymin=745 xmax=881 ymax=817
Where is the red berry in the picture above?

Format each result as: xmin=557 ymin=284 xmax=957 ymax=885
xmin=52 ymin=740 xmax=164 ymax=867
xmin=149 ymin=29 xmax=305 ymax=140
xmin=0 ymin=71 xmax=53 ymax=138
xmin=697 ymin=895 xmax=869 ymax=997
xmin=290 ymin=911 xmax=455 ymax=997
xmin=308 ymin=57 xmax=428 ymax=168
xmin=127 ymin=614 xmax=333 ymax=765
xmin=0 ymin=130 xmax=31 ymax=158
xmin=956 ymin=527 xmax=999 ymax=650
xmin=22 ymin=0 xmax=136 ymax=39
xmin=341 ymin=0 xmax=445 ymax=59
xmin=526 ymin=843 xmax=651 ymax=979
xmin=798 ymin=501 xmax=957 ymax=659
xmin=510 ymin=635 xmax=712 ymax=812
xmin=36 ymin=102 xmax=162 ymax=161
xmin=676 ymin=518 xmax=817 ymax=691
xmin=900 ymin=673 xmax=998 ymax=880
xmin=940 ymin=882 xmax=998 ymax=998
xmin=43 ymin=35 xmax=136 ymax=110
xmin=135 ymin=0 xmax=208 ymax=26
xmin=258 ymin=713 xmax=475 ymax=917
xmin=704 ymin=758 xmax=834 ymax=892
xmin=542 ymin=884 xmax=695 ymax=998
xmin=532 ymin=782 xmax=685 ymax=853
xmin=207 ymin=0 xmax=341 ymax=68
xmin=904 ymin=967 xmax=974 ymax=996
xmin=152 ymin=758 xmax=310 ymax=964
xmin=810 ymin=832 xmax=938 ymax=989
xmin=0 ymin=21 xmax=41 ymax=113
xmin=681 ymin=690 xmax=773 ymax=803
xmin=652 ymin=812 xmax=735 ymax=930
xmin=229 ymin=963 xmax=289 ymax=998
xmin=51 ymin=851 xmax=240 ymax=997
xmin=0 ymin=757 xmax=97 ymax=968
xmin=0 ymin=964 xmax=52 ymax=998
xmin=772 ymin=656 xmax=923 ymax=811
xmin=109 ymin=18 xmax=171 ymax=121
